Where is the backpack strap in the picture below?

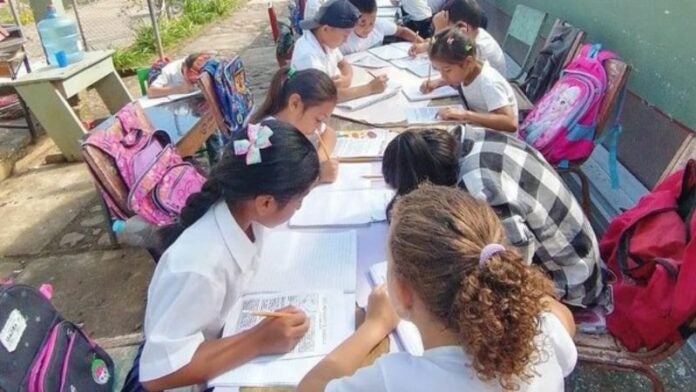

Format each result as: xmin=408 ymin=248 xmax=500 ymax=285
xmin=596 ymin=81 xmax=629 ymax=188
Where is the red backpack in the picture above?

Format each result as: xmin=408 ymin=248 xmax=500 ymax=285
xmin=601 ymin=159 xmax=696 ymax=351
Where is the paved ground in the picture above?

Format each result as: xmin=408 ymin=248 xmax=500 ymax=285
xmin=0 ymin=0 xmax=695 ymax=390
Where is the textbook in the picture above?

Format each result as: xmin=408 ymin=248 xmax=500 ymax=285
xmin=332 ymin=128 xmax=397 ymax=161
xmin=211 ymin=230 xmax=358 ymax=388
xmin=368 ymin=261 xmax=425 ymax=355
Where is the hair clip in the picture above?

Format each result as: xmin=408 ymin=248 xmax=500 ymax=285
xmin=233 ymin=124 xmax=274 ymax=165
xmin=287 ymin=67 xmax=297 ymax=79
xmin=464 ymin=43 xmax=473 ymax=52
xmin=479 ymin=243 xmax=505 ymax=267
xmin=446 ymin=36 xmax=455 ymax=46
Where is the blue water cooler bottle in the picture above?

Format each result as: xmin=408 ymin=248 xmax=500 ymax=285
xmin=37 ymin=5 xmax=84 ymax=66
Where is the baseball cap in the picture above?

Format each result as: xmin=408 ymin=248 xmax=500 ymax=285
xmin=300 ymin=0 xmax=360 ymax=30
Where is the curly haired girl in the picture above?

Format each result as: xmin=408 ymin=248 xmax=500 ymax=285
xmin=298 ymin=184 xmax=577 ymax=392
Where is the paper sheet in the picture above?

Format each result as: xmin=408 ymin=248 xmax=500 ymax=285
xmin=336 ymin=87 xmax=401 ymax=111
xmin=289 ymin=189 xmax=394 ymax=227
xmin=349 ymin=52 xmax=392 ymax=69
xmin=390 ymin=56 xmax=439 ymax=78
xmin=403 ymin=84 xmax=459 ymax=101
xmin=249 ymin=230 xmax=358 ymax=293
xmin=369 ymin=44 xmax=409 ymax=61
xmin=333 ymin=128 xmax=395 ymax=159
xmin=368 ymin=262 xmax=425 ymax=355
xmin=405 ymin=105 xmax=461 ymax=124
xmin=314 ymin=162 xmax=374 ymax=191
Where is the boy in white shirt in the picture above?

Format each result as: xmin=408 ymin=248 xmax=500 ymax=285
xmin=147 ymin=52 xmax=212 ymax=98
xmin=399 ymin=0 xmax=433 ymax=37
xmin=340 ymin=0 xmax=423 ymax=55
xmin=292 ymin=0 xmax=389 ymax=102
xmin=409 ymin=0 xmax=506 ymax=75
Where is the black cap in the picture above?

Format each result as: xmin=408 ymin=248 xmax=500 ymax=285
xmin=300 ymin=0 xmax=360 ymax=30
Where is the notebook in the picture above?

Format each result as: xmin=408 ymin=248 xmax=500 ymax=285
xmin=403 ymin=84 xmax=459 ymax=101
xmin=332 ymin=128 xmax=396 ymax=161
xmin=405 ymin=106 xmax=461 ymax=124
xmin=369 ymin=43 xmax=409 ymax=61
xmin=368 ymin=261 xmax=425 ymax=355
xmin=289 ymin=188 xmax=394 ymax=227
xmin=336 ymin=87 xmax=401 ymax=111
xmin=210 ymin=230 xmax=358 ymax=387
xmin=351 ymin=53 xmax=392 ymax=69
xmin=390 ymin=56 xmax=438 ymax=78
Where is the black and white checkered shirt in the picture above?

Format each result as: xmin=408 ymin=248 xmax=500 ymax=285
xmin=456 ymin=125 xmax=604 ymax=307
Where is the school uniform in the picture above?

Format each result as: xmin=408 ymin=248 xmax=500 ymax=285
xmin=291 ymin=29 xmax=344 ymax=78
xmin=139 ymin=201 xmax=265 ymax=392
xmin=340 ymin=19 xmax=398 ymax=54
xmin=455 ymin=125 xmax=604 ymax=307
xmin=458 ymin=61 xmax=518 ymax=123
xmin=326 ymin=312 xmax=577 ymax=391
xmin=303 ymin=0 xmax=324 ymax=20
xmin=475 ymin=28 xmax=506 ymax=76
xmin=401 ymin=0 xmax=433 ymax=37
xmin=150 ymin=59 xmax=187 ymax=88
xmin=427 ymin=0 xmax=448 ymax=13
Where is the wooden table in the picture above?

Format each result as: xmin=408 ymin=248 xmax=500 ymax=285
xmin=6 ymin=50 xmax=132 ymax=160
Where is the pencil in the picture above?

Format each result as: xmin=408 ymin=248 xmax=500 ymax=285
xmin=361 ymin=174 xmax=383 ymax=179
xmin=316 ymin=130 xmax=332 ymax=161
xmin=243 ymin=310 xmax=294 ymax=318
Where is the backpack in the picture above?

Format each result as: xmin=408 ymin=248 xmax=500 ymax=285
xmin=521 ymin=22 xmax=584 ymax=103
xmin=0 ymin=283 xmax=115 ymax=391
xmin=276 ymin=20 xmax=295 ymax=67
xmin=601 ymin=159 xmax=696 ymax=351
xmin=147 ymin=57 xmax=171 ymax=86
xmin=519 ymin=44 xmax=627 ymax=184
xmin=82 ymin=102 xmax=206 ymax=226
xmin=201 ymin=57 xmax=255 ymax=136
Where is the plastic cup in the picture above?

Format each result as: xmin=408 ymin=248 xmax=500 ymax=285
xmin=55 ymin=51 xmax=68 ymax=68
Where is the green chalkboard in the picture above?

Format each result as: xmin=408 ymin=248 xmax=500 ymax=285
xmin=491 ymin=0 xmax=696 ymax=131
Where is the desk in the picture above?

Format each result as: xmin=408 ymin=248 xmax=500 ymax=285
xmin=7 ymin=50 xmax=132 ymax=160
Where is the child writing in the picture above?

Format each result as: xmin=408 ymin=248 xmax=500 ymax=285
xmin=381 ymin=127 xmax=605 ymax=307
xmin=397 ymin=0 xmax=434 ymax=38
xmin=147 ymin=52 xmax=213 ymax=98
xmin=132 ymin=121 xmax=320 ymax=392
xmin=250 ymin=67 xmax=340 ymax=183
xmin=298 ymin=184 xmax=577 ymax=391
xmin=292 ymin=0 xmax=389 ymax=102
xmin=409 ymin=0 xmax=506 ymax=75
xmin=340 ymin=0 xmax=423 ymax=55
xmin=421 ymin=28 xmax=518 ymax=133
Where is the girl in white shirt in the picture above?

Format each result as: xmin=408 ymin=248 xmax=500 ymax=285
xmin=422 ymin=27 xmax=518 ymax=133
xmin=134 ymin=121 xmax=320 ymax=392
xmin=298 ymin=184 xmax=577 ymax=392
xmin=251 ymin=67 xmax=340 ymax=183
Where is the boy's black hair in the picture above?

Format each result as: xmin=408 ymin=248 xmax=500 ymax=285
xmin=444 ymin=0 xmax=483 ymax=29
xmin=348 ymin=0 xmax=377 ymax=14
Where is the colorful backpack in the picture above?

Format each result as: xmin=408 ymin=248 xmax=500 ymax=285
xmin=601 ymin=160 xmax=696 ymax=351
xmin=82 ymin=102 xmax=206 ymax=226
xmin=201 ymin=57 xmax=255 ymax=137
xmin=519 ymin=43 xmax=627 ymax=185
xmin=0 ymin=283 xmax=115 ymax=391
xmin=147 ymin=57 xmax=171 ymax=86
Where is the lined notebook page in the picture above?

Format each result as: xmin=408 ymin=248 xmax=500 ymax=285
xmin=289 ymin=189 xmax=393 ymax=227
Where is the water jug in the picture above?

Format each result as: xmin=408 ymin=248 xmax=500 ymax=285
xmin=37 ymin=5 xmax=84 ymax=66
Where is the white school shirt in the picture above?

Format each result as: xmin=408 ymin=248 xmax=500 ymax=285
xmin=340 ymin=19 xmax=398 ymax=55
xmin=460 ymin=61 xmax=518 ymax=116
xmin=326 ymin=312 xmax=577 ymax=392
xmin=476 ymin=28 xmax=507 ymax=76
xmin=139 ymin=201 xmax=265 ymax=392
xmin=427 ymin=0 xmax=447 ymax=13
xmin=303 ymin=0 xmax=324 ymax=20
xmin=401 ymin=0 xmax=432 ymax=21
xmin=291 ymin=29 xmax=344 ymax=78
xmin=150 ymin=58 xmax=186 ymax=88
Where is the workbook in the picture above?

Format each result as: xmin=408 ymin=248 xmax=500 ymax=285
xmin=289 ymin=188 xmax=394 ymax=227
xmin=210 ymin=230 xmax=358 ymax=387
xmin=403 ymin=84 xmax=459 ymax=101
xmin=332 ymin=128 xmax=397 ymax=161
xmin=336 ymin=87 xmax=401 ymax=111
xmin=368 ymin=261 xmax=425 ymax=355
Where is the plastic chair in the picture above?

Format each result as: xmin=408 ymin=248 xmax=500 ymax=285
xmin=136 ymin=67 xmax=149 ymax=96
xmin=502 ymin=5 xmax=547 ymax=81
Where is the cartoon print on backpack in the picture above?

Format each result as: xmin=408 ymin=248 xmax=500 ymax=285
xmin=524 ymin=86 xmax=582 ymax=142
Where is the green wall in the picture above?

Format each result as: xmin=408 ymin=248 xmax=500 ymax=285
xmin=491 ymin=0 xmax=696 ymax=131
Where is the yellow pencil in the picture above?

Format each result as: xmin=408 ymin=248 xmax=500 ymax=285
xmin=243 ymin=310 xmax=294 ymax=318
xmin=316 ymin=130 xmax=332 ymax=161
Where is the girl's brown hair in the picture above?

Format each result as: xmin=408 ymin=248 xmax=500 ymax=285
xmin=389 ymin=184 xmax=555 ymax=389
xmin=249 ymin=67 xmax=337 ymax=123
xmin=429 ymin=27 xmax=477 ymax=64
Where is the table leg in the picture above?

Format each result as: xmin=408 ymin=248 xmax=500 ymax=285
xmin=93 ymin=71 xmax=133 ymax=114
xmin=15 ymin=82 xmax=86 ymax=161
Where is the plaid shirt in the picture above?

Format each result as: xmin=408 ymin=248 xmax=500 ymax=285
xmin=456 ymin=125 xmax=604 ymax=307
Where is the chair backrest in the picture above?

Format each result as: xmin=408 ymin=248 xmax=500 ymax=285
xmin=197 ymin=72 xmax=230 ymax=135
xmin=502 ymin=5 xmax=547 ymax=79
xmin=595 ymin=57 xmax=631 ymax=139
xmin=136 ymin=67 xmax=149 ymax=96
xmin=556 ymin=20 xmax=586 ymax=69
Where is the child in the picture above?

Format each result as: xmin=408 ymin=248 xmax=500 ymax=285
xmin=132 ymin=121 xmax=320 ymax=392
xmin=422 ymin=28 xmax=518 ymax=133
xmin=298 ymin=184 xmax=577 ymax=391
xmin=340 ymin=0 xmax=423 ymax=55
xmin=398 ymin=0 xmax=434 ymax=38
xmin=410 ymin=0 xmax=506 ymax=75
xmin=292 ymin=0 xmax=389 ymax=102
xmin=251 ymin=67 xmax=340 ymax=183
xmin=147 ymin=52 xmax=213 ymax=98
xmin=381 ymin=127 xmax=605 ymax=307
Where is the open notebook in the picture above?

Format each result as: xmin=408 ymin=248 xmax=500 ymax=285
xmin=332 ymin=128 xmax=397 ymax=161
xmin=406 ymin=105 xmax=462 ymax=125
xmin=368 ymin=262 xmax=425 ymax=355
xmin=210 ymin=230 xmax=358 ymax=388
xmin=403 ymin=84 xmax=459 ymax=101
xmin=336 ymin=87 xmax=401 ymax=111
xmin=369 ymin=43 xmax=410 ymax=61
xmin=289 ymin=188 xmax=394 ymax=227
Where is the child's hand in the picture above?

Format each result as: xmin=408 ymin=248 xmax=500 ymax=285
xmin=253 ymin=306 xmax=310 ymax=355
xmin=369 ymin=75 xmax=388 ymax=94
xmin=364 ymin=285 xmax=400 ymax=336
xmin=438 ymin=107 xmax=468 ymax=121
xmin=408 ymin=42 xmax=427 ymax=57
xmin=420 ymin=79 xmax=441 ymax=94
xmin=319 ymin=158 xmax=339 ymax=183
xmin=432 ymin=10 xmax=450 ymax=32
xmin=177 ymin=82 xmax=197 ymax=94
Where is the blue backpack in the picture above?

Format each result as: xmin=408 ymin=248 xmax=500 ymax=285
xmin=201 ymin=57 xmax=254 ymax=136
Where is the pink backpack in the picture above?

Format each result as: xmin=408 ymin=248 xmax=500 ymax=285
xmin=519 ymin=44 xmax=625 ymax=177
xmin=82 ymin=103 xmax=206 ymax=226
